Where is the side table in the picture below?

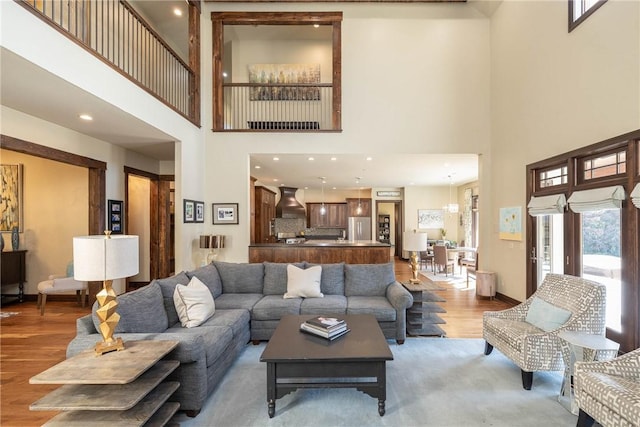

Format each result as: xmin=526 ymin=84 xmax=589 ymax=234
xmin=557 ymin=331 xmax=619 ymax=415
xmin=475 ymin=271 xmax=496 ymax=299
xmin=30 ymin=340 xmax=180 ymax=426
xmin=401 ymin=281 xmax=447 ymax=337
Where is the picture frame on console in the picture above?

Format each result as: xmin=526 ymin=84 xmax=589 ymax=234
xmin=107 ymin=199 xmax=123 ymax=234
xmin=213 ymin=203 xmax=238 ymax=225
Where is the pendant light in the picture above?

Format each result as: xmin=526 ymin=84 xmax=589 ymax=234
xmin=444 ymin=174 xmax=459 ymax=214
xmin=320 ymin=177 xmax=326 ymax=215
xmin=356 ymin=177 xmax=362 ymax=215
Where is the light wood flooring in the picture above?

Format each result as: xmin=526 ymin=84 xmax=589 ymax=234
xmin=0 ymin=257 xmax=512 ymax=426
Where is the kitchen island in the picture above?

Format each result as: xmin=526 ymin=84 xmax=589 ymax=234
xmin=249 ymin=240 xmax=392 ymax=264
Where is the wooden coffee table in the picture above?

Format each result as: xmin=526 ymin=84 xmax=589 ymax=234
xmin=260 ymin=314 xmax=393 ymax=418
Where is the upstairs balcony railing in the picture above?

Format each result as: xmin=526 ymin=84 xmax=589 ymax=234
xmin=222 ymin=83 xmax=334 ymax=131
xmin=17 ymin=0 xmax=200 ymax=125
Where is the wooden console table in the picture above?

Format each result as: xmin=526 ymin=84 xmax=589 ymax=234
xmin=402 ymin=281 xmax=447 ymax=337
xmin=1 ymin=250 xmax=27 ymax=303
xmin=30 ymin=340 xmax=180 ymax=426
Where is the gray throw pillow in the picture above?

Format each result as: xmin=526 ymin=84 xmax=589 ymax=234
xmin=307 ymin=262 xmax=345 ymax=295
xmin=91 ymin=281 xmax=168 ymax=333
xmin=263 ymin=262 xmax=305 ymax=295
xmin=156 ymin=271 xmax=191 ymax=326
xmin=214 ymin=261 xmax=264 ymax=293
xmin=187 ymin=264 xmax=223 ymax=298
xmin=344 ymin=263 xmax=395 ymax=297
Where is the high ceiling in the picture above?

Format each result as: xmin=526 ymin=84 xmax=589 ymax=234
xmin=2 ymin=1 xmax=480 ymax=188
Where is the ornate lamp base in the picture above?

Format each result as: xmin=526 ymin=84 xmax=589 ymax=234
xmin=94 ymin=279 xmax=125 ymax=355
xmin=409 ymin=251 xmax=421 ymax=284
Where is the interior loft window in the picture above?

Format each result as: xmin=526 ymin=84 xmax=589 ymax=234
xmin=210 ymin=12 xmax=342 ymax=132
xmin=569 ymin=0 xmax=608 ymax=32
xmin=536 ymin=165 xmax=568 ymax=190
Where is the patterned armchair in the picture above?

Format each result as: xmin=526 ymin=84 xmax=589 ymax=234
xmin=483 ymin=273 xmax=606 ymax=389
xmin=574 ymin=348 xmax=640 ymax=427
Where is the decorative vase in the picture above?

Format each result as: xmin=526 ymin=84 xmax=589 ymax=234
xmin=11 ymin=226 xmax=19 ymax=251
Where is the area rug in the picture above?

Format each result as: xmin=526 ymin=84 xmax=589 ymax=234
xmin=174 ymin=338 xmax=576 ymax=427
xmin=420 ymin=269 xmax=473 ymax=289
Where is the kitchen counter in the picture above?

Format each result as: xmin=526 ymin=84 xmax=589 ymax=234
xmin=248 ymin=240 xmax=391 ymax=264
xmin=251 ymin=240 xmax=389 ymax=247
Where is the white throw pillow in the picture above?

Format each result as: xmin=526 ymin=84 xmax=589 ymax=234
xmin=284 ymin=265 xmax=323 ymax=299
xmin=173 ymin=276 xmax=215 ymax=328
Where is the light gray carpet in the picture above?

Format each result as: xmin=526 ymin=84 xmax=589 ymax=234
xmin=174 ymin=338 xmax=577 ymax=427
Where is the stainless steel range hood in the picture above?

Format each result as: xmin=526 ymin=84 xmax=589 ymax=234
xmin=275 ymin=187 xmax=306 ymax=218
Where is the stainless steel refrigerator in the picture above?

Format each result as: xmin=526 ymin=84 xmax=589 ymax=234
xmin=347 ymin=217 xmax=372 ymax=241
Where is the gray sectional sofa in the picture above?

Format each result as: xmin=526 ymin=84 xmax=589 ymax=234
xmin=66 ymin=261 xmax=413 ymax=417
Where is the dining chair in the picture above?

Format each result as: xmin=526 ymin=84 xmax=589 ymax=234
xmin=433 ymin=245 xmax=455 ymax=276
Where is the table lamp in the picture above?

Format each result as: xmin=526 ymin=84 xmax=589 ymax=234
xmin=403 ymin=230 xmax=427 ymax=284
xmin=73 ymin=232 xmax=139 ymax=355
xmin=210 ymin=235 xmax=225 ymax=262
xmin=199 ymin=235 xmax=212 ymax=266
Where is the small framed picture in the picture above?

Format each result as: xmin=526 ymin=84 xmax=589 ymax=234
xmin=108 ymin=200 xmax=124 ymax=234
xmin=195 ymin=201 xmax=205 ymax=223
xmin=212 ymin=203 xmax=238 ymax=225
xmin=184 ymin=199 xmax=195 ymax=223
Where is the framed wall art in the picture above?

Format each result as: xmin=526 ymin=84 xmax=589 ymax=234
xmin=107 ymin=199 xmax=123 ymax=234
xmin=418 ymin=209 xmax=444 ymax=229
xmin=184 ymin=199 xmax=195 ymax=223
xmin=0 ymin=164 xmax=23 ymax=232
xmin=195 ymin=201 xmax=205 ymax=223
xmin=499 ymin=206 xmax=522 ymax=241
xmin=212 ymin=203 xmax=238 ymax=225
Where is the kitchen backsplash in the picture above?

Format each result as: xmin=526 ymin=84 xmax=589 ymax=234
xmin=274 ymin=218 xmax=306 ymax=235
xmin=273 ymin=218 xmax=344 ymax=237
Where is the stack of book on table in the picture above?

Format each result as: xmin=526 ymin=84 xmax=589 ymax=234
xmin=300 ymin=316 xmax=350 ymax=341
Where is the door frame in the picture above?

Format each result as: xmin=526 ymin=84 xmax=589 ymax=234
xmin=375 ymin=200 xmax=403 ymax=257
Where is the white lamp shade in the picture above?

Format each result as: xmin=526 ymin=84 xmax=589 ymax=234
xmin=73 ymin=235 xmax=139 ymax=281
xmin=403 ymin=231 xmax=427 ymax=252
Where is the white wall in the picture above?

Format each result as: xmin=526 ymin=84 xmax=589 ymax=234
xmin=489 ymin=0 xmax=640 ymax=301
xmin=203 ymin=3 xmax=491 ymax=262
xmin=1 ymin=1 xmax=206 ymax=274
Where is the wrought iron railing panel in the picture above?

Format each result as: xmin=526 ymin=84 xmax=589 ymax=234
xmin=18 ymin=0 xmax=197 ymax=123
xmin=222 ymin=84 xmax=333 ymax=131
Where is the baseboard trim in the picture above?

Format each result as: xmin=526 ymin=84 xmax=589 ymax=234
xmin=495 ymin=292 xmax=520 ymax=306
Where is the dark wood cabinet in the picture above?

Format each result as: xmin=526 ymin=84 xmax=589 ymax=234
xmin=1 ymin=250 xmax=27 ymax=303
xmin=307 ymin=203 xmax=347 ymax=228
xmin=346 ymin=198 xmax=371 ymax=217
xmin=255 ymin=186 xmax=276 ymax=243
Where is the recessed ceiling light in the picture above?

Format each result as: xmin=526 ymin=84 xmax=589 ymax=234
xmin=313 ymin=24 xmax=320 ymax=28
xmin=79 ymin=114 xmax=93 ymax=121
xmin=222 ymin=72 xmax=228 ymax=78
xmin=273 ymin=157 xmax=279 ymax=161
xmin=332 ymin=187 xmax=337 ymax=190
xmin=366 ymin=157 xmax=373 ymax=161
xmin=273 ymin=178 xmax=279 ymax=182
xmin=330 ymin=157 xmax=337 ymax=161
xmin=254 ymin=165 xmax=261 ymax=169
xmin=308 ymin=157 xmax=315 ymax=161
xmin=173 ymin=8 xmax=182 ymax=16
xmin=304 ymin=186 xmax=309 ymax=190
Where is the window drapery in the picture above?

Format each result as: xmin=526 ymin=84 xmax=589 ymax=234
xmin=527 ymin=194 xmax=567 ymax=216
xmin=631 ymin=183 xmax=640 ymax=209
xmin=567 ymin=185 xmax=625 ymax=213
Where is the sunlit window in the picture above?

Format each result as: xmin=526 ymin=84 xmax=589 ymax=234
xmin=569 ymin=0 xmax=608 ymax=32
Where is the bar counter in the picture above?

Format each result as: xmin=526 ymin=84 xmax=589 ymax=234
xmin=249 ymin=240 xmax=392 ymax=264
